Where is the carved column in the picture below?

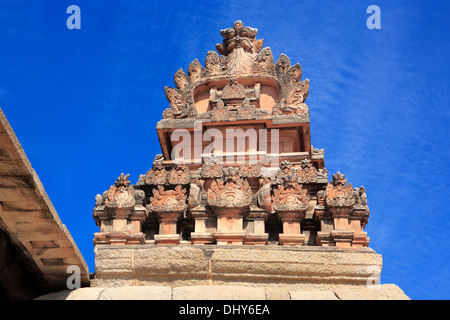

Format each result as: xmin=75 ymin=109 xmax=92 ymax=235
xmin=189 ymin=179 xmax=216 ymax=244
xmin=244 ymin=209 xmax=268 ymax=245
xmin=314 ymin=190 xmax=334 ymax=246
xmin=244 ymin=177 xmax=271 ymax=245
xmin=315 ymin=172 xmax=370 ymax=248
xmin=272 ymin=182 xmax=309 ymax=246
xmin=150 ymin=185 xmax=187 ymax=245
xmin=93 ymin=173 xmax=148 ymax=245
xmin=350 ymin=186 xmax=370 ymax=247
xmin=208 ymin=168 xmax=252 ymax=245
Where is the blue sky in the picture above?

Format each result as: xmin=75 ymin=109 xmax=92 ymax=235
xmin=1 ymin=0 xmax=449 ymax=300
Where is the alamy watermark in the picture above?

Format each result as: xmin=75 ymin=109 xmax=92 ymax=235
xmin=66 ymin=265 xmax=81 ymax=289
xmin=366 ymin=5 xmax=381 ymax=29
xmin=366 ymin=265 xmax=381 ymax=289
xmin=66 ymin=5 xmax=81 ymax=30
xmin=170 ymin=121 xmax=280 ymax=170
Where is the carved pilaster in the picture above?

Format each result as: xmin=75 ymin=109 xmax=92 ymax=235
xmin=314 ymin=172 xmax=370 ymax=247
xmin=150 ymin=185 xmax=187 ymax=244
xmin=272 ymin=181 xmax=309 ymax=246
xmin=93 ymin=173 xmax=148 ymax=245
xmin=189 ymin=179 xmax=216 ymax=244
xmin=208 ymin=167 xmax=252 ymax=245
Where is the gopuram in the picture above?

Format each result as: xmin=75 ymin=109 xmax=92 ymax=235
xmin=82 ymin=21 xmax=409 ymax=300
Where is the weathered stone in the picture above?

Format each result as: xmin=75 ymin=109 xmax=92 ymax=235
xmin=334 ymin=284 xmax=410 ymax=300
xmin=84 ymin=20 xmax=408 ymax=301
xmin=98 ymin=286 xmax=172 ymax=300
xmin=173 ymin=285 xmax=266 ymax=300
xmin=34 ymin=284 xmax=409 ymax=300
xmin=290 ymin=290 xmax=338 ymax=300
xmin=91 ymin=245 xmax=384 ymax=289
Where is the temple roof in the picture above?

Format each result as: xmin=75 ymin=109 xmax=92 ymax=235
xmin=0 ymin=108 xmax=89 ymax=298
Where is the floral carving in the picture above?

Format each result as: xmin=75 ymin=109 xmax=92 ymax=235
xmin=200 ymin=162 xmax=224 ymax=178
xmin=325 ymin=172 xmax=355 ymax=207
xmin=162 ymin=67 xmax=199 ymax=119
xmin=237 ymin=97 xmax=256 ymax=120
xmin=188 ymin=178 xmax=204 ymax=209
xmin=105 ymin=173 xmax=136 ymax=210
xmin=149 ymin=185 xmax=187 ymax=213
xmin=222 ymin=77 xmax=246 ymax=100
xmin=208 ymin=172 xmax=252 ymax=208
xmin=272 ymin=182 xmax=309 ymax=213
xmin=297 ymin=159 xmax=328 ymax=184
xmin=210 ymin=99 xmax=230 ymax=121
xmin=141 ymin=163 xmax=191 ymax=186
xmin=143 ymin=162 xmax=168 ymax=185
xmin=273 ymin=54 xmax=310 ymax=116
xmin=216 ymin=20 xmax=262 ymax=56
xmin=238 ymin=162 xmax=262 ymax=178
xmin=257 ymin=177 xmax=272 ymax=212
xmin=168 ymin=164 xmax=192 ymax=185
xmin=275 ymin=161 xmax=297 ymax=185
xmin=274 ymin=160 xmax=327 ymax=185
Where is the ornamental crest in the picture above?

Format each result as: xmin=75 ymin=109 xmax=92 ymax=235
xmin=325 ymin=172 xmax=356 ymax=207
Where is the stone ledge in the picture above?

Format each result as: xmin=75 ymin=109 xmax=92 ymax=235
xmin=92 ymin=244 xmax=383 ymax=288
xmin=35 ymin=284 xmax=410 ymax=300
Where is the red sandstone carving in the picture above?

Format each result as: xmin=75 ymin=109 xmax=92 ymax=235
xmin=93 ymin=21 xmax=371 ymax=249
xmin=93 ymin=173 xmax=147 ymax=245
xmin=208 ymin=168 xmax=252 ymax=209
xmin=150 ymin=185 xmax=187 ymax=245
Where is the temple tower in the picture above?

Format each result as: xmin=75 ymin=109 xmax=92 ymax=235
xmin=88 ymin=21 xmax=408 ymax=300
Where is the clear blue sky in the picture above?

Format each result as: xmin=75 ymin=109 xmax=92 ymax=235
xmin=1 ymin=0 xmax=449 ymax=300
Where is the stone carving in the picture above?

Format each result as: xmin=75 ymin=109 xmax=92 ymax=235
xmin=210 ymin=99 xmax=230 ymax=121
xmin=353 ymin=186 xmax=370 ymax=227
xmin=216 ymin=20 xmax=261 ymax=55
xmin=93 ymin=173 xmax=147 ymax=245
xmin=237 ymin=97 xmax=256 ymax=120
xmin=238 ymin=162 xmax=262 ymax=178
xmin=168 ymin=164 xmax=192 ymax=185
xmin=142 ymin=162 xmax=168 ymax=185
xmin=160 ymin=20 xmax=311 ymax=120
xmin=200 ymin=162 xmax=262 ymax=180
xmin=215 ymin=20 xmax=264 ymax=75
xmin=253 ymin=47 xmax=275 ymax=75
xmin=188 ymin=178 xmax=204 ymax=209
xmin=188 ymin=59 xmax=203 ymax=82
xmin=297 ymin=159 xmax=328 ymax=184
xmin=141 ymin=163 xmax=191 ymax=186
xmin=162 ymin=69 xmax=198 ymax=120
xmin=105 ymin=173 xmax=136 ymax=211
xmin=325 ymin=172 xmax=355 ymax=208
xmin=204 ymin=50 xmax=221 ymax=75
xmin=274 ymin=160 xmax=297 ymax=185
xmin=149 ymin=185 xmax=187 ymax=214
xmin=202 ymin=78 xmax=265 ymax=121
xmin=222 ymin=77 xmax=246 ymax=100
xmin=93 ymin=21 xmax=373 ymax=248
xmin=208 ymin=172 xmax=252 ymax=209
xmin=272 ymin=182 xmax=309 ymax=213
xmin=274 ymin=160 xmax=327 ymax=185
xmin=273 ymin=54 xmax=310 ymax=116
xmin=200 ymin=162 xmax=224 ymax=179
xmin=257 ymin=177 xmax=272 ymax=212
